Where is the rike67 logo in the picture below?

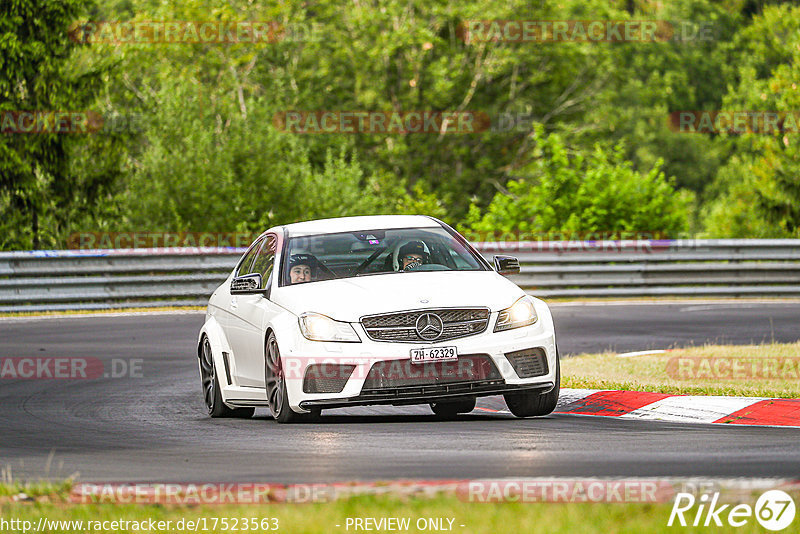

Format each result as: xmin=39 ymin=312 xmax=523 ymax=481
xmin=668 ymin=490 xmax=796 ymax=530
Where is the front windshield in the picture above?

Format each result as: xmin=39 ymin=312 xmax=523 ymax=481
xmin=280 ymin=227 xmax=486 ymax=286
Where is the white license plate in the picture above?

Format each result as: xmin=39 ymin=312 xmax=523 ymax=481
xmin=410 ymin=346 xmax=458 ymax=364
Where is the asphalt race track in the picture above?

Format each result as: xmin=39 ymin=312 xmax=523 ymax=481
xmin=2 ymin=301 xmax=800 ymax=483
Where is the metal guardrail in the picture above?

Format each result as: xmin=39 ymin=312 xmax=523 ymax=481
xmin=1 ymin=240 xmax=799 ymax=312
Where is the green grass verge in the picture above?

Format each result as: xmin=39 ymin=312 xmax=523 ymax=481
xmin=563 ymin=341 xmax=800 ymax=398
xmin=0 ymin=492 xmax=779 ymax=534
xmin=0 ymin=480 xmax=74 ymax=498
xmin=0 ymin=306 xmax=204 ymax=318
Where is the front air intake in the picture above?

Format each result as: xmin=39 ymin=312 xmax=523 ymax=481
xmin=505 ymin=348 xmax=549 ymax=378
xmin=303 ymin=364 xmax=356 ymax=393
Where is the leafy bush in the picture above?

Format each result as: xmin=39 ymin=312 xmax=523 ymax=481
xmin=461 ymin=126 xmax=692 ymax=238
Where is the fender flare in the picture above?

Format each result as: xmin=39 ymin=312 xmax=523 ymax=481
xmin=198 ymin=315 xmax=234 ymax=403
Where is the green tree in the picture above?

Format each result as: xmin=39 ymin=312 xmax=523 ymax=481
xmin=702 ymin=4 xmax=800 ymax=237
xmin=569 ymin=0 xmax=740 ymax=195
xmin=5 ymin=0 xmax=780 ymax=247
xmin=0 ymin=0 xmax=119 ymax=249
xmin=462 ymin=126 xmax=692 ymax=238
xmin=106 ymin=73 xmax=439 ymax=233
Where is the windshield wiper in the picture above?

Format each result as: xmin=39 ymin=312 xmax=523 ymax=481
xmin=354 ymin=270 xmax=402 ymax=277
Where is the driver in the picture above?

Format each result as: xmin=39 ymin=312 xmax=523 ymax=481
xmin=396 ymin=241 xmax=430 ymax=271
xmin=288 ymin=253 xmax=316 ymax=284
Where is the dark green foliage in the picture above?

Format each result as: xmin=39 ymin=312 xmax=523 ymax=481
xmin=1 ymin=0 xmax=797 ymax=249
xmin=0 ymin=0 xmax=124 ymax=248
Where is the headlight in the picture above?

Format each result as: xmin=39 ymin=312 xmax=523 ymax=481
xmin=494 ymin=296 xmax=538 ymax=332
xmin=298 ymin=312 xmax=361 ymax=342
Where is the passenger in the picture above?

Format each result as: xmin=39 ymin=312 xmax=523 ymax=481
xmin=288 ymin=254 xmax=315 ymax=284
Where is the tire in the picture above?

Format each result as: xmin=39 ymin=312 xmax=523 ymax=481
xmin=265 ymin=332 xmax=319 ymax=424
xmin=430 ymin=397 xmax=476 ymax=418
xmin=504 ymin=352 xmax=560 ymax=418
xmin=199 ymin=337 xmax=255 ymax=419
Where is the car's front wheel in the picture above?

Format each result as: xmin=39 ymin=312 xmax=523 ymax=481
xmin=503 ymin=352 xmax=560 ymax=418
xmin=265 ymin=332 xmax=319 ymax=424
xmin=430 ymin=397 xmax=476 ymax=418
xmin=199 ymin=337 xmax=254 ymax=419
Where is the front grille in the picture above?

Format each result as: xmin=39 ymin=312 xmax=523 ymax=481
xmin=505 ymin=348 xmax=549 ymax=378
xmin=303 ymin=364 xmax=356 ymax=393
xmin=361 ymin=308 xmax=490 ymax=343
xmin=361 ymin=354 xmax=501 ymax=391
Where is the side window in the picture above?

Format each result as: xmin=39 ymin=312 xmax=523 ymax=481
xmin=250 ymin=234 xmax=277 ymax=289
xmin=236 ymin=238 xmax=264 ymax=277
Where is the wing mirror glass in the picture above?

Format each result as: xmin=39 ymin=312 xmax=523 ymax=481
xmin=493 ymin=255 xmax=521 ymax=276
xmin=231 ymin=273 xmax=264 ymax=294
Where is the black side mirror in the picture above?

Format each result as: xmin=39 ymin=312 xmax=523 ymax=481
xmin=493 ymin=255 xmax=520 ymax=276
xmin=231 ymin=273 xmax=264 ymax=294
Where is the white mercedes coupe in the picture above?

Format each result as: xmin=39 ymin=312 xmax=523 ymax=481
xmin=197 ymin=215 xmax=559 ymax=423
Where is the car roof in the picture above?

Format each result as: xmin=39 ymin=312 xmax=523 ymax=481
xmin=280 ymin=215 xmax=442 ymax=237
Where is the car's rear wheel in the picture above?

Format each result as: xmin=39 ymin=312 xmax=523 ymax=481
xmin=265 ymin=332 xmax=319 ymax=424
xmin=430 ymin=397 xmax=476 ymax=418
xmin=503 ymin=351 xmax=560 ymax=418
xmin=199 ymin=337 xmax=254 ymax=418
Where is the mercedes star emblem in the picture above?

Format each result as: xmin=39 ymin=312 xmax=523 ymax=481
xmin=415 ymin=313 xmax=444 ymax=341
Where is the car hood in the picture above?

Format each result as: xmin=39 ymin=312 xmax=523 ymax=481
xmin=271 ymin=271 xmax=524 ymax=322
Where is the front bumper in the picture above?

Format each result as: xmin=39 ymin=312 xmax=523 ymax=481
xmin=281 ymin=303 xmax=558 ymax=412
xmin=299 ymin=380 xmax=555 ymax=410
